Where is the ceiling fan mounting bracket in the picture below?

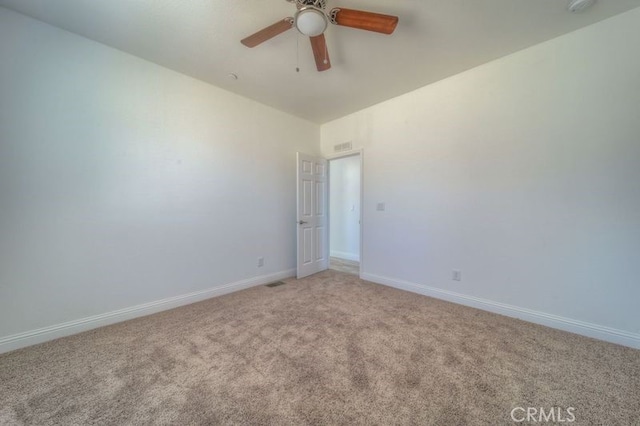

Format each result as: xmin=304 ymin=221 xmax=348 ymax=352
xmin=329 ymin=8 xmax=340 ymax=25
xmin=294 ymin=0 xmax=327 ymax=10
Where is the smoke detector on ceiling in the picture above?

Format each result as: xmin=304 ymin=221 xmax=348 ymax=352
xmin=568 ymin=0 xmax=596 ymax=13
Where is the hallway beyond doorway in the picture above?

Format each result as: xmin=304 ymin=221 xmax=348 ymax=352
xmin=329 ymin=257 xmax=359 ymax=275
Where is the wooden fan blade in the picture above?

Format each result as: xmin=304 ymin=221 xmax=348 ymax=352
xmin=241 ymin=18 xmax=293 ymax=47
xmin=310 ymin=34 xmax=331 ymax=72
xmin=331 ymin=8 xmax=398 ymax=34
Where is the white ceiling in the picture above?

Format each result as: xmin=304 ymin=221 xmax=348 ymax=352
xmin=1 ymin=0 xmax=639 ymax=123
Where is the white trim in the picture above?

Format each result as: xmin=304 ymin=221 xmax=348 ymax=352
xmin=361 ymin=272 xmax=640 ymax=349
xmin=330 ymin=251 xmax=360 ymax=262
xmin=0 ymin=269 xmax=295 ymax=354
xmin=324 ymin=148 xmax=362 ymax=161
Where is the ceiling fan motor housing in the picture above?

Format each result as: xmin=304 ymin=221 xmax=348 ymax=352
xmin=296 ymin=0 xmax=327 ymax=10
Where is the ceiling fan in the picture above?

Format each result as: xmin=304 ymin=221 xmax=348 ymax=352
xmin=241 ymin=0 xmax=399 ymax=72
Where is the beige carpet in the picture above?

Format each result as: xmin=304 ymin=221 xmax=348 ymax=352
xmin=1 ymin=270 xmax=638 ymax=425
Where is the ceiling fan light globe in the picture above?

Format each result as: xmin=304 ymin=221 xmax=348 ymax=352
xmin=295 ymin=8 xmax=328 ymax=37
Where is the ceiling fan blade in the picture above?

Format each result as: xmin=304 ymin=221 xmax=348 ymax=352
xmin=331 ymin=8 xmax=398 ymax=34
xmin=310 ymin=34 xmax=331 ymax=72
xmin=241 ymin=18 xmax=294 ymax=47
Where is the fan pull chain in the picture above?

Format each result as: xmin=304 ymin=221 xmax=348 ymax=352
xmin=296 ymin=34 xmax=300 ymax=73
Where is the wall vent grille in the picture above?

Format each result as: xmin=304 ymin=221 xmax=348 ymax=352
xmin=333 ymin=142 xmax=353 ymax=152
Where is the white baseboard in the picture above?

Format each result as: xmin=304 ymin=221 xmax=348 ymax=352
xmin=0 ymin=269 xmax=295 ymax=354
xmin=361 ymin=272 xmax=640 ymax=350
xmin=330 ymin=251 xmax=360 ymax=262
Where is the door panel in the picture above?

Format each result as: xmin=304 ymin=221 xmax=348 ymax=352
xmin=316 ymin=181 xmax=325 ymax=215
xmin=303 ymin=180 xmax=313 ymax=216
xmin=297 ymin=153 xmax=328 ymax=278
xmin=316 ymin=226 xmax=325 ymax=261
xmin=303 ymin=228 xmax=313 ymax=264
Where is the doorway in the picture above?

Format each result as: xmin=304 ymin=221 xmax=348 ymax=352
xmin=328 ymin=154 xmax=361 ymax=276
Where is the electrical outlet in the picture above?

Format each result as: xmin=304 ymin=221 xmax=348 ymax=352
xmin=376 ymin=202 xmax=385 ymax=211
xmin=258 ymin=257 xmax=264 ymax=267
xmin=452 ymin=270 xmax=462 ymax=281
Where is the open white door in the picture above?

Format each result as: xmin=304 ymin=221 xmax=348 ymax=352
xmin=296 ymin=153 xmax=328 ymax=278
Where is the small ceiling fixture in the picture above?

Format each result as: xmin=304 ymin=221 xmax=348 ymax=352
xmin=568 ymin=0 xmax=596 ymax=13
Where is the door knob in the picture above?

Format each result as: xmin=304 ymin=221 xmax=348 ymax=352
xmin=298 ymin=220 xmax=308 ymax=225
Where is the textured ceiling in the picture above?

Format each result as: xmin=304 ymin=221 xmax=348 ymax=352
xmin=1 ymin=0 xmax=639 ymax=123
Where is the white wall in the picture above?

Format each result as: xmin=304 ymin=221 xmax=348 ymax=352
xmin=0 ymin=7 xmax=319 ymax=349
xmin=329 ymin=155 xmax=360 ymax=261
xmin=322 ymin=9 xmax=640 ymax=347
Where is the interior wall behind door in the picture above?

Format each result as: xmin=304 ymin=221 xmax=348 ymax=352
xmin=329 ymin=155 xmax=360 ymax=261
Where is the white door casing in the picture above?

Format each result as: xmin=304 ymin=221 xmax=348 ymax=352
xmin=296 ymin=153 xmax=328 ymax=278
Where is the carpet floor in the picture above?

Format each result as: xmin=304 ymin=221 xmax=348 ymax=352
xmin=0 ymin=270 xmax=638 ymax=425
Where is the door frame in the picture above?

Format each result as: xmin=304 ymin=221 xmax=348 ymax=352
xmin=326 ymin=149 xmax=364 ymax=277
